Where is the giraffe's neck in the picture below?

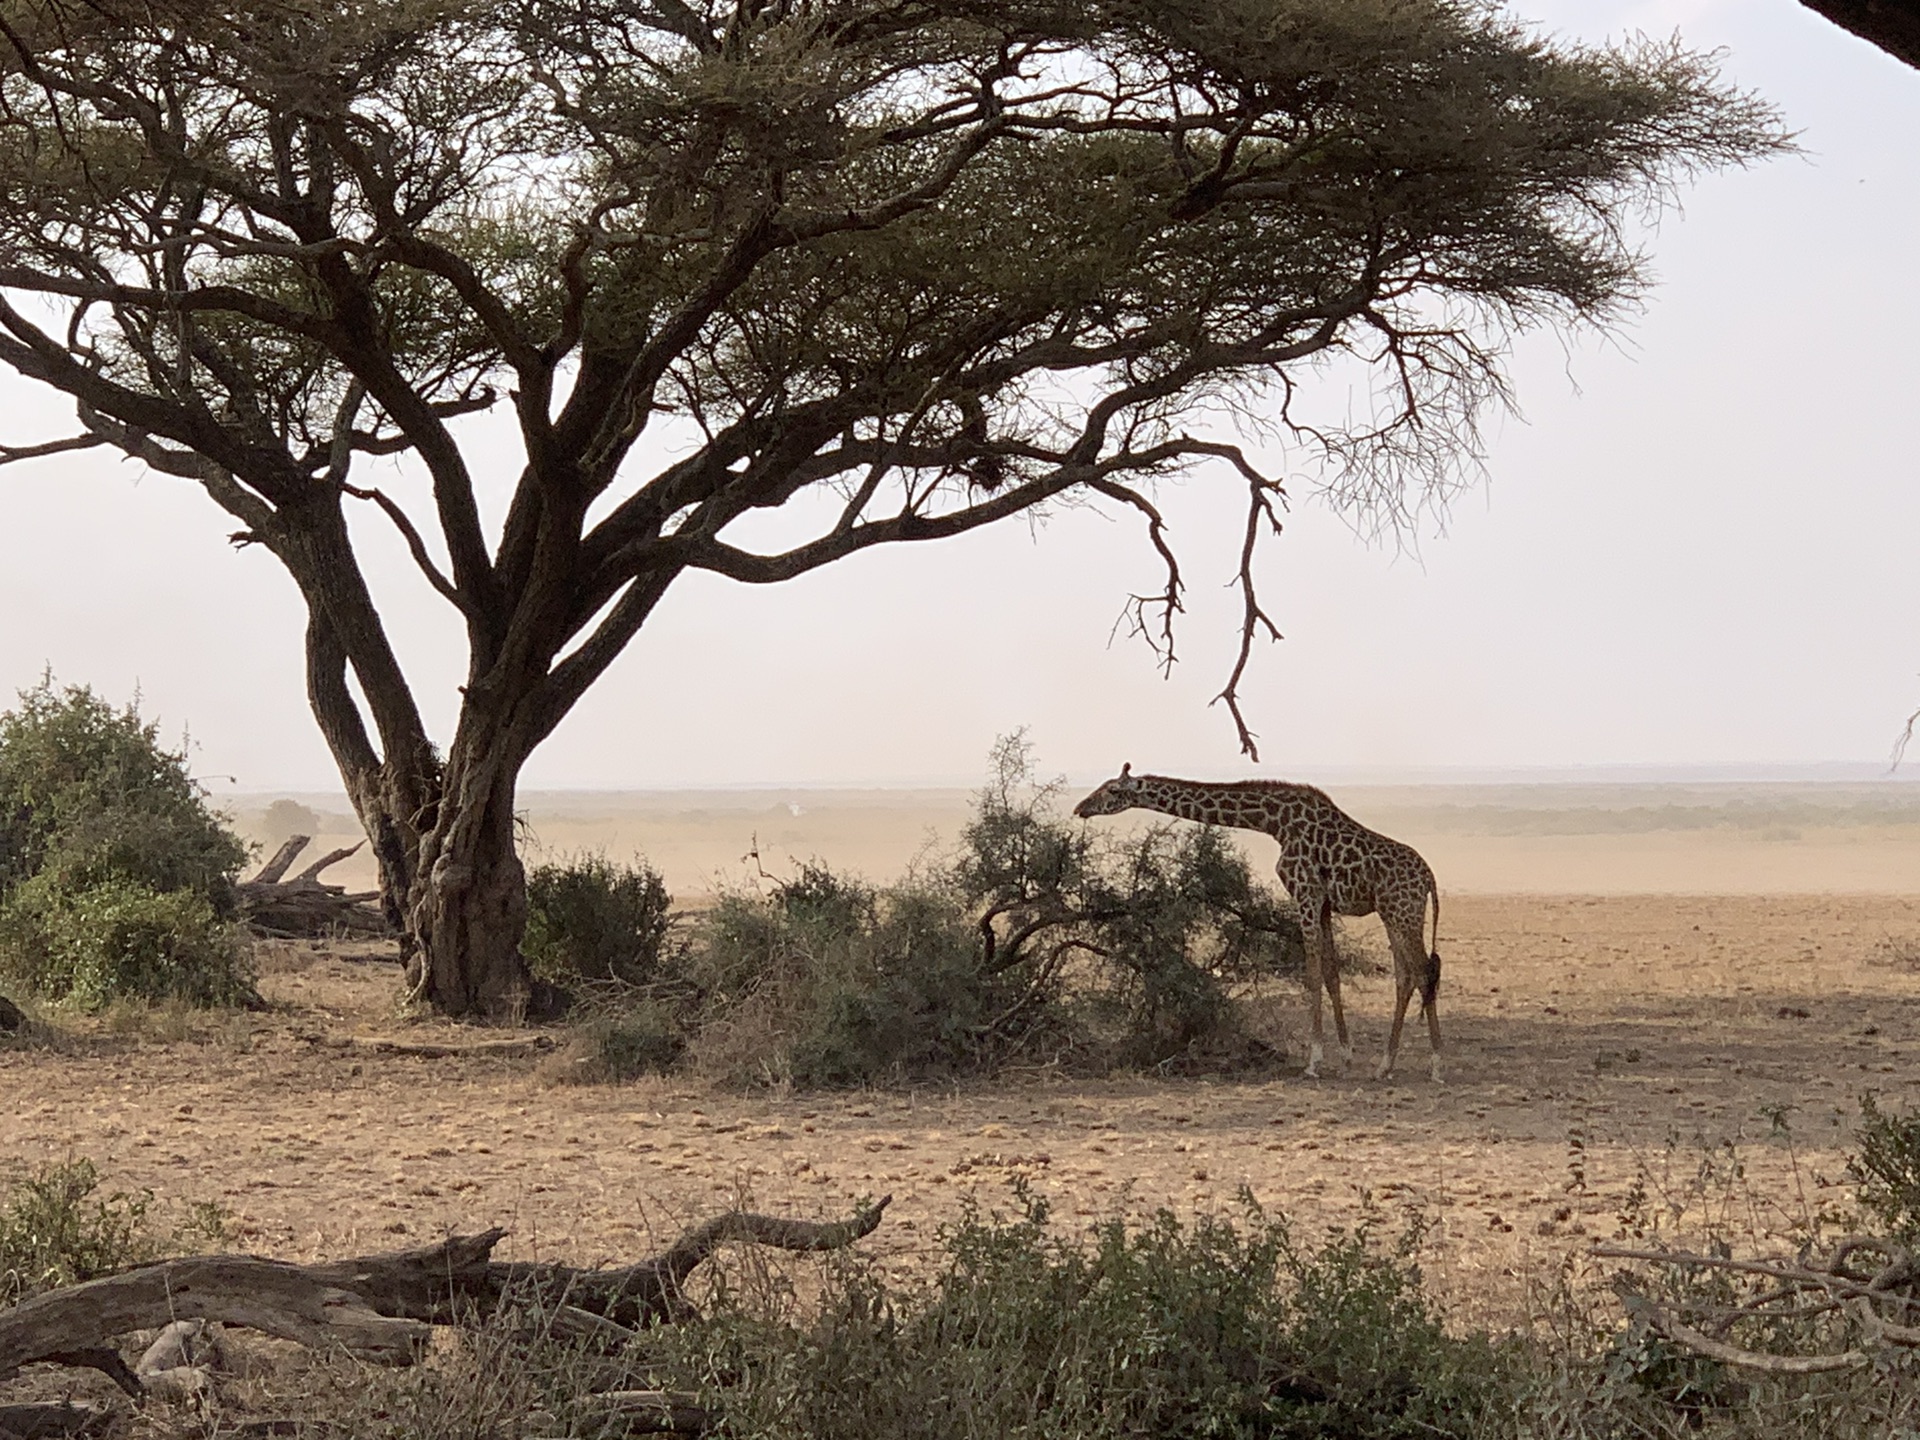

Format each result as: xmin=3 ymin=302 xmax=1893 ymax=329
xmin=1129 ymin=777 xmax=1326 ymax=837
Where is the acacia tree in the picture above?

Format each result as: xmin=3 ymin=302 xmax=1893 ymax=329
xmin=0 ymin=0 xmax=1783 ymax=1016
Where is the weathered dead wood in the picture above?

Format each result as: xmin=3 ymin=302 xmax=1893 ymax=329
xmin=571 ymin=1389 xmax=710 ymax=1434
xmin=293 ymin=842 xmax=364 ymax=883
xmin=236 ymin=835 xmax=389 ymax=939
xmin=1596 ymin=1236 xmax=1920 ymax=1373
xmin=2 ymin=1199 xmax=892 ymax=1388
xmin=249 ymin=837 xmax=311 ymax=885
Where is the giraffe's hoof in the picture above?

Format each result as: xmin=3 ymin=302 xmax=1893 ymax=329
xmin=1373 ymin=1061 xmax=1394 ymax=1082
xmin=1338 ymin=1045 xmax=1355 ymax=1070
xmin=1430 ymin=1063 xmax=1444 ymax=1084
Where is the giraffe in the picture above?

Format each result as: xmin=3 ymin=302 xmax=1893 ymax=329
xmin=1073 ymin=765 xmax=1444 ymax=1082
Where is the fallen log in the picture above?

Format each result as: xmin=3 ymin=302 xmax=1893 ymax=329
xmin=235 ymin=835 xmax=389 ymax=939
xmin=1 ymin=1197 xmax=891 ymax=1384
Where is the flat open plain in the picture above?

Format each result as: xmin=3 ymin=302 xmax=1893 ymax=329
xmin=6 ymin=783 xmax=1920 ymax=1326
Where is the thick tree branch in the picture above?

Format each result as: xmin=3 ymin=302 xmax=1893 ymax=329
xmin=1798 ymin=0 xmax=1920 ymax=70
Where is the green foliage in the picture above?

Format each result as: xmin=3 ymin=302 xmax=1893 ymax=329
xmin=553 ymin=996 xmax=685 ymax=1084
xmin=684 ymin=866 xmax=1040 ymax=1088
xmin=0 ymin=677 xmax=247 ymax=902
xmin=0 ymin=678 xmax=255 ymax=1010
xmin=1556 ymin=1119 xmax=1920 ymax=1437
xmin=558 ymin=737 xmax=1304 ymax=1088
xmin=0 ymin=873 xmax=253 ymax=1010
xmin=1851 ymin=1094 xmax=1920 ymax=1244
xmin=0 ymin=1157 xmax=230 ymax=1307
xmin=659 ymin=1188 xmax=1508 ymax=1440
xmin=523 ymin=852 xmax=674 ymax=985
xmin=957 ymin=733 xmax=1304 ymax=1069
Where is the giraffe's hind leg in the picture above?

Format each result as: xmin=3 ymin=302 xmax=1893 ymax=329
xmin=1376 ymin=915 xmax=1435 ymax=1081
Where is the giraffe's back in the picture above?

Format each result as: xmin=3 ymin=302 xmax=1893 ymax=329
xmin=1270 ymin=793 xmax=1434 ymax=921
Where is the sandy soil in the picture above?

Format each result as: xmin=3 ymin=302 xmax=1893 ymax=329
xmin=7 ymin=892 xmax=1918 ymax=1328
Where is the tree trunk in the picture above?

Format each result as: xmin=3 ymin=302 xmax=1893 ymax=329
xmin=407 ymin=727 xmax=536 ymax=1019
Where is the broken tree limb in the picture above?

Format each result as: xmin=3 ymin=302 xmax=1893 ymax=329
xmin=1622 ymin=1294 xmax=1871 ymax=1375
xmin=293 ymin=842 xmax=364 ymax=884
xmin=249 ymin=836 xmax=310 ymax=885
xmin=2 ymin=1198 xmax=892 ymax=1388
xmin=235 ymin=835 xmax=389 ymax=939
xmin=1595 ymin=1236 xmax=1919 ymax=1373
xmin=294 ymin=1032 xmax=556 ymax=1060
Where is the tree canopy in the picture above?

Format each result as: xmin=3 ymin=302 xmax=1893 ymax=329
xmin=0 ymin=0 xmax=1787 ymax=1013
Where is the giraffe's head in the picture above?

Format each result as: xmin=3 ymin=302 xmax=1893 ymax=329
xmin=1073 ymin=763 xmax=1145 ymax=818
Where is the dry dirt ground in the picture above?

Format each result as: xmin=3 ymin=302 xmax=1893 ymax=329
xmin=6 ymin=893 xmax=1919 ymax=1326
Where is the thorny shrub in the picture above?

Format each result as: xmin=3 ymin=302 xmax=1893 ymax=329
xmin=1534 ymin=1108 xmax=1920 ymax=1437
xmin=522 ymin=852 xmax=675 ymax=986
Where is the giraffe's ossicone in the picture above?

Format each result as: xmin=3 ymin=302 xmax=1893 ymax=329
xmin=1075 ymin=764 xmax=1444 ymax=1082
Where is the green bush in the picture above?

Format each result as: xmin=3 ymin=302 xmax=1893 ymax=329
xmin=0 ymin=677 xmax=247 ymax=902
xmin=0 ymin=677 xmax=253 ymax=1009
xmin=1851 ymin=1093 xmax=1920 ymax=1245
xmin=0 ymin=1157 xmax=228 ymax=1307
xmin=953 ymin=733 xmax=1304 ymax=1069
xmin=553 ymin=996 xmax=686 ymax=1083
xmin=684 ymin=865 xmax=1051 ymax=1088
xmin=523 ymin=853 xmax=675 ymax=985
xmin=555 ymin=736 xmax=1307 ymax=1088
xmin=0 ymin=873 xmax=255 ymax=1010
xmin=658 ymin=1188 xmax=1509 ymax=1440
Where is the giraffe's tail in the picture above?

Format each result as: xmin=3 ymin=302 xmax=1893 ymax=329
xmin=1422 ymin=884 xmax=1442 ymax=1014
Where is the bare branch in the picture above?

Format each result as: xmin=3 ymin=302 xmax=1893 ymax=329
xmin=1622 ymin=1294 xmax=1871 ymax=1375
xmin=1208 ymin=448 xmax=1288 ymax=762
xmin=1090 ymin=477 xmax=1184 ymax=677
xmin=0 ymin=433 xmax=106 ymax=466
xmin=1892 ymin=701 xmax=1919 ymax=773
xmin=339 ymin=482 xmax=472 ymax=618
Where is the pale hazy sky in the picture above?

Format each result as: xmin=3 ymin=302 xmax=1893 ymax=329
xmin=3 ymin=0 xmax=1918 ymax=792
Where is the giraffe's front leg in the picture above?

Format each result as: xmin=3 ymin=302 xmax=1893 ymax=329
xmin=1321 ymin=911 xmax=1354 ymax=1073
xmin=1298 ymin=894 xmax=1334 ymax=1078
